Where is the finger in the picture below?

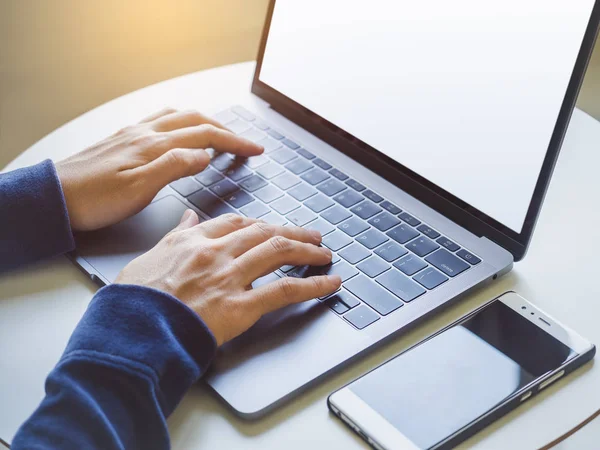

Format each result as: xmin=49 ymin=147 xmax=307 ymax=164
xmin=175 ymin=208 xmax=200 ymax=231
xmin=194 ymin=213 xmax=257 ymax=239
xmin=139 ymin=107 xmax=178 ymax=123
xmin=165 ymin=124 xmax=263 ymax=157
xmin=236 ymin=237 xmax=332 ymax=284
xmin=218 ymin=221 xmax=322 ymax=257
xmin=139 ymin=147 xmax=211 ymax=192
xmin=245 ymin=275 xmax=342 ymax=315
xmin=152 ymin=109 xmax=228 ymax=132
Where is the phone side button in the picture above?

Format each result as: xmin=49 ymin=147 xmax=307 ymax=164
xmin=539 ymin=370 xmax=566 ymax=391
xmin=520 ymin=391 xmax=532 ymax=402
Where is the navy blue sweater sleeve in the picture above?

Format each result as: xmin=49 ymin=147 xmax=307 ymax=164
xmin=1 ymin=161 xmax=218 ymax=449
xmin=11 ymin=284 xmax=217 ymax=450
xmin=0 ymin=159 xmax=75 ymax=272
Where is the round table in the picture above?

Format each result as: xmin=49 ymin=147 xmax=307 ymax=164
xmin=2 ymin=62 xmax=600 ymax=449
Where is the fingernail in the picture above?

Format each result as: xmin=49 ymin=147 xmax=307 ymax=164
xmin=183 ymin=209 xmax=194 ymax=220
xmin=310 ymin=230 xmax=322 ymax=242
xmin=328 ymin=275 xmax=342 ymax=286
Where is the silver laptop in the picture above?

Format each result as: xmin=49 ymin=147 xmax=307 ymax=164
xmin=71 ymin=0 xmax=600 ymax=418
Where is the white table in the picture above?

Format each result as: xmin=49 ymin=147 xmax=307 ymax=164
xmin=2 ymin=62 xmax=600 ymax=449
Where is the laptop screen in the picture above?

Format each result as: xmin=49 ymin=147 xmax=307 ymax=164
xmin=258 ymin=0 xmax=596 ymax=233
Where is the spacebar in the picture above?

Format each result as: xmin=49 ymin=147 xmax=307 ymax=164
xmin=344 ymin=275 xmax=402 ymax=316
xmin=188 ymin=190 xmax=236 ymax=218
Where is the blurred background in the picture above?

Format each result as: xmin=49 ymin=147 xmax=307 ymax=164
xmin=0 ymin=0 xmax=598 ymax=169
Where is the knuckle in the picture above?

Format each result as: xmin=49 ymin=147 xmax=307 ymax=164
xmin=268 ymin=235 xmax=292 ymax=253
xmin=279 ymin=278 xmax=298 ymax=299
xmin=251 ymin=222 xmax=273 ymax=239
xmin=310 ymin=276 xmax=324 ymax=292
xmin=165 ymin=148 xmax=188 ymax=167
xmin=162 ymin=107 xmax=177 ymax=114
xmin=131 ymin=132 xmax=159 ymax=148
xmin=223 ymin=213 xmax=245 ymax=227
xmin=198 ymin=123 xmax=218 ymax=136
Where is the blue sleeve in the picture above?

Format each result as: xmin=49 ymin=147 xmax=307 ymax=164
xmin=0 ymin=159 xmax=75 ymax=273
xmin=11 ymin=284 xmax=217 ymax=450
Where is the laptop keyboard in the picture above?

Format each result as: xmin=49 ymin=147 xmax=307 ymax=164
xmin=169 ymin=106 xmax=483 ymax=330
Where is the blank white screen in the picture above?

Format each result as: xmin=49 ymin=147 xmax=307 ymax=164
xmin=259 ymin=0 xmax=595 ymax=233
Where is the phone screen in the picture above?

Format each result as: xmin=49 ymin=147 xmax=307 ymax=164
xmin=349 ymin=301 xmax=576 ymax=449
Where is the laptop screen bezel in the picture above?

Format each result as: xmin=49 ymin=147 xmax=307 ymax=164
xmin=251 ymin=0 xmax=600 ymax=261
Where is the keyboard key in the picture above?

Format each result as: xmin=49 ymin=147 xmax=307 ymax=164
xmin=285 ymin=158 xmax=313 ymax=175
xmin=297 ymin=148 xmax=316 ymax=159
xmin=261 ymin=212 xmax=287 ymax=226
xmin=273 ymin=172 xmax=301 ymax=190
xmin=227 ymin=118 xmax=252 ymax=134
xmin=239 ymin=174 xmax=268 ymax=192
xmin=224 ymin=190 xmax=254 ymax=208
xmin=381 ymin=200 xmax=402 ymax=215
xmin=387 ymin=224 xmax=420 ymax=244
xmin=368 ymin=212 xmax=401 ymax=231
xmin=195 ymin=168 xmax=224 ymax=186
xmin=413 ymin=267 xmax=448 ymax=290
xmin=288 ymin=261 xmax=357 ymax=283
xmin=313 ymin=158 xmax=332 ymax=170
xmin=338 ymin=217 xmax=370 ymax=237
xmin=224 ymin=164 xmax=253 ymax=183
xmin=301 ymin=168 xmax=330 ymax=185
xmin=457 ymin=249 xmax=481 ymax=265
xmin=289 ymin=183 xmax=318 ymax=201
xmin=344 ymin=305 xmax=379 ymax=329
xmin=322 ymin=230 xmax=353 ymax=251
xmin=240 ymin=201 xmax=270 ymax=218
xmin=345 ymin=275 xmax=403 ymax=315
xmin=279 ymin=264 xmax=296 ymax=273
xmin=426 ymin=249 xmax=470 ymax=277
xmin=351 ymin=201 xmax=382 ymax=219
xmin=358 ymin=256 xmax=390 ymax=278
xmin=257 ymin=163 xmax=285 ymax=179
xmin=188 ymin=190 xmax=236 ymax=218
xmin=356 ymin=229 xmax=388 ymax=249
xmin=346 ymin=178 xmax=366 ymax=192
xmin=170 ymin=177 xmax=202 ymax=197
xmin=231 ymin=105 xmax=255 ymax=121
xmin=326 ymin=296 xmax=349 ymax=314
xmin=255 ymin=184 xmax=284 ymax=203
xmin=305 ymin=218 xmax=335 ymax=236
xmin=338 ymin=243 xmax=371 ymax=264
xmin=270 ymin=148 xmax=297 ymax=164
xmin=328 ymin=261 xmax=359 ymax=282
xmin=393 ymin=254 xmax=427 ymax=276
xmin=257 ymin=136 xmax=283 ymax=153
xmin=304 ymin=194 xmax=334 ymax=213
xmin=267 ymin=128 xmax=285 ymax=140
xmin=270 ymin=195 xmax=301 ymax=215
xmin=437 ymin=237 xmax=460 ymax=252
xmin=245 ymin=154 xmax=269 ymax=169
xmin=399 ymin=212 xmax=421 ymax=227
xmin=253 ymin=120 xmax=269 ymax=130
xmin=375 ymin=242 xmax=408 ymax=262
xmin=210 ymin=179 xmax=239 ymax=198
xmin=376 ymin=270 xmax=426 ymax=303
xmin=211 ymin=153 xmax=235 ymax=171
xmin=330 ymin=168 xmax=349 ymax=180
xmin=214 ymin=109 xmax=237 ymax=124
xmin=334 ymin=290 xmax=361 ymax=309
xmin=317 ymin=179 xmax=347 ymax=197
xmin=363 ymin=189 xmax=383 ymax=203
xmin=282 ymin=138 xmax=300 ymax=149
xmin=417 ymin=224 xmax=441 ymax=239
xmin=334 ymin=190 xmax=364 ymax=208
xmin=405 ymin=236 xmax=440 ymax=257
xmin=321 ymin=206 xmax=352 ymax=224
xmin=239 ymin=128 xmax=266 ymax=143
xmin=286 ymin=207 xmax=317 ymax=227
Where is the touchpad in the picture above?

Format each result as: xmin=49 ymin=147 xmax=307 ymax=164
xmin=75 ymin=195 xmax=188 ymax=283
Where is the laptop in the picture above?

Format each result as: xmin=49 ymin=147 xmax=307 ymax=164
xmin=72 ymin=0 xmax=600 ymax=418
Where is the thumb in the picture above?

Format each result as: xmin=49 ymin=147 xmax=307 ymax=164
xmin=143 ymin=148 xmax=210 ymax=191
xmin=174 ymin=208 xmax=200 ymax=231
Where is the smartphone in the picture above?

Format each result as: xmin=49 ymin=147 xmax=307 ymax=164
xmin=328 ymin=292 xmax=595 ymax=450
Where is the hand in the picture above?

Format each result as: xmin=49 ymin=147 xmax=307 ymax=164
xmin=55 ymin=108 xmax=263 ymax=231
xmin=115 ymin=212 xmax=342 ymax=346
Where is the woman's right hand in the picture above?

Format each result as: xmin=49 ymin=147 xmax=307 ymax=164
xmin=115 ymin=211 xmax=341 ymax=346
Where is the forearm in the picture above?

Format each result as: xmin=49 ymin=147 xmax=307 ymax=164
xmin=0 ymin=160 xmax=75 ymax=273
xmin=11 ymin=284 xmax=217 ymax=450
